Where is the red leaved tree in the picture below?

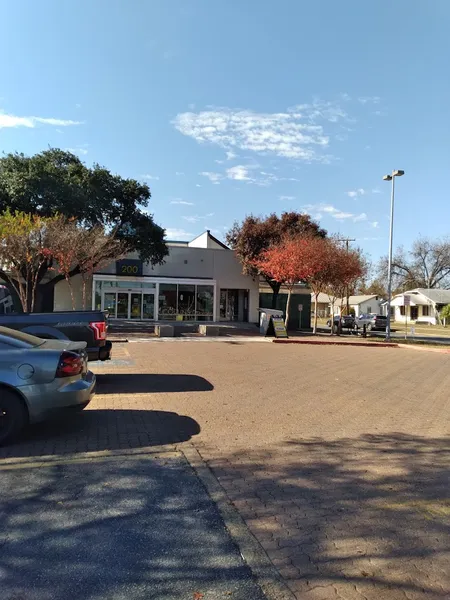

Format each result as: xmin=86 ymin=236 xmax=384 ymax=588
xmin=295 ymin=237 xmax=366 ymax=334
xmin=325 ymin=244 xmax=365 ymax=332
xmin=253 ymin=237 xmax=324 ymax=327
xmin=305 ymin=238 xmax=339 ymax=333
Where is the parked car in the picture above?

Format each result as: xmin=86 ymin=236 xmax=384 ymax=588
xmin=0 ymin=326 xmax=96 ymax=445
xmin=355 ymin=313 xmax=387 ymax=331
xmin=326 ymin=314 xmax=355 ymax=329
xmin=0 ymin=310 xmax=111 ymax=361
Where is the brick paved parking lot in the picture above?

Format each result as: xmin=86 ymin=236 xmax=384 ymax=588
xmin=1 ymin=341 xmax=449 ymax=599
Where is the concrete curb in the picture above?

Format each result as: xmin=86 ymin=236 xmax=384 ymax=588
xmin=397 ymin=343 xmax=450 ymax=354
xmin=182 ymin=443 xmax=296 ymax=600
xmin=272 ymin=339 xmax=399 ymax=348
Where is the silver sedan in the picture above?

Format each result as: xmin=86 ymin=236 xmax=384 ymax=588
xmin=0 ymin=326 xmax=96 ymax=445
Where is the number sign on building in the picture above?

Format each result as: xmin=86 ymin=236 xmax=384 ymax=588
xmin=116 ymin=259 xmax=143 ymax=277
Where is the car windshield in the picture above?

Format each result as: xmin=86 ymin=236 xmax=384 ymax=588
xmin=0 ymin=326 xmax=44 ymax=348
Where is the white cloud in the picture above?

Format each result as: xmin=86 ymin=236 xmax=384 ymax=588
xmin=173 ymin=99 xmax=349 ymax=162
xmin=199 ymin=171 xmax=222 ymax=184
xmin=195 ymin=184 xmax=202 ymax=187
xmin=371 ymin=221 xmax=379 ymax=228
xmin=333 ymin=211 xmax=354 ymax=220
xmin=226 ymin=165 xmax=250 ymax=181
xmin=358 ymin=96 xmax=381 ymax=104
xmin=279 ymin=195 xmax=296 ymax=201
xmin=170 ymin=199 xmax=195 ymax=205
xmin=347 ymin=188 xmax=365 ymax=197
xmin=176 ymin=171 xmax=185 ymax=176
xmin=142 ymin=174 xmax=159 ymax=180
xmin=226 ymin=150 xmax=237 ymax=160
xmin=65 ymin=146 xmax=88 ymax=156
xmin=183 ymin=213 xmax=214 ymax=223
xmin=301 ymin=203 xmax=369 ymax=223
xmin=75 ymin=103 xmax=81 ymax=109
xmin=0 ymin=111 xmax=82 ymax=129
xmin=164 ymin=228 xmax=194 ymax=240
xmin=372 ymin=188 xmax=381 ymax=194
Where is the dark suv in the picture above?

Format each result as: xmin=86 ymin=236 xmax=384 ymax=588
xmin=326 ymin=314 xmax=355 ymax=329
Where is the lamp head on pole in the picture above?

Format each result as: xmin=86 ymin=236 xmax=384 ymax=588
xmin=383 ymin=170 xmax=405 ymax=181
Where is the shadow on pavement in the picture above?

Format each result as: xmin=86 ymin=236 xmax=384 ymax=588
xmin=208 ymin=432 xmax=450 ymax=599
xmin=96 ymin=373 xmax=214 ymax=394
xmin=0 ymin=452 xmax=265 ymax=600
xmin=0 ymin=409 xmax=200 ymax=459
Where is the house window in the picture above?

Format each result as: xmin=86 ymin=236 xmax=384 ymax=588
xmin=367 ymin=306 xmax=372 ymax=313
xmin=400 ymin=306 xmax=405 ymax=316
xmin=422 ymin=305 xmax=429 ymax=317
xmin=390 ymin=306 xmax=395 ymax=317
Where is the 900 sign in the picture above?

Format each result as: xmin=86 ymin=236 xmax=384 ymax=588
xmin=116 ymin=259 xmax=143 ymax=277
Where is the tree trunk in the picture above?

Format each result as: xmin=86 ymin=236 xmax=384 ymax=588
xmin=82 ymin=278 xmax=87 ymax=310
xmin=285 ymin=287 xmax=292 ymax=329
xmin=313 ymin=297 xmax=319 ymax=334
xmin=66 ymin=276 xmax=76 ymax=310
xmin=268 ymin=280 xmax=281 ymax=309
xmin=330 ymin=300 xmax=334 ymax=336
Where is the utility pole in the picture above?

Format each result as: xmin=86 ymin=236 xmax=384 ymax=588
xmin=337 ymin=237 xmax=356 ymax=315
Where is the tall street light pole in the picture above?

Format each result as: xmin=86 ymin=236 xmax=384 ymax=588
xmin=383 ymin=169 xmax=405 ymax=341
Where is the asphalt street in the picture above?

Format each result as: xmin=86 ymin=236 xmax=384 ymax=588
xmin=0 ymin=451 xmax=266 ymax=600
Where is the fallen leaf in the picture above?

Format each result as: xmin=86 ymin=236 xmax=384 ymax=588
xmin=193 ymin=593 xmax=204 ymax=600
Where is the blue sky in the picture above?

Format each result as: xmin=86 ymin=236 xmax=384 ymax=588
xmin=1 ymin=1 xmax=449 ymax=262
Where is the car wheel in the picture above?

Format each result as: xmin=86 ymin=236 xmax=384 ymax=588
xmin=0 ymin=389 xmax=28 ymax=446
xmin=367 ymin=324 xmax=373 ymax=332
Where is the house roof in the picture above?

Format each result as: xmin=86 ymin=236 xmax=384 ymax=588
xmin=311 ymin=293 xmax=333 ymax=303
xmin=334 ymin=295 xmax=379 ymax=306
xmin=415 ymin=288 xmax=450 ymax=305
xmin=311 ymin=293 xmax=380 ymax=306
xmin=393 ymin=288 xmax=450 ymax=306
xmin=166 ymin=230 xmax=229 ymax=250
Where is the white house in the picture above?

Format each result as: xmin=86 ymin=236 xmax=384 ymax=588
xmin=53 ymin=230 xmax=260 ymax=323
xmin=390 ymin=288 xmax=450 ymax=325
xmin=311 ymin=293 xmax=383 ymax=318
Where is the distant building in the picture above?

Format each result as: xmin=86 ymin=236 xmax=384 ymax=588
xmin=311 ymin=294 xmax=384 ymax=317
xmin=53 ymin=230 xmax=260 ymax=323
xmin=390 ymin=288 xmax=450 ymax=325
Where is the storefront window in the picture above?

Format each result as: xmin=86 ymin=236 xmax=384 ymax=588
xmin=94 ymin=278 xmax=215 ymax=321
xmin=196 ymin=285 xmax=214 ymax=321
xmin=158 ymin=284 xmax=177 ymax=320
xmin=178 ymin=285 xmax=196 ymax=321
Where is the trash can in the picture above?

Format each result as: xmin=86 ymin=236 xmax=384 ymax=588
xmin=258 ymin=308 xmax=284 ymax=335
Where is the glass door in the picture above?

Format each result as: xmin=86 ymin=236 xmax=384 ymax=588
xmin=142 ymin=293 xmax=155 ymax=319
xmin=130 ymin=293 xmax=142 ymax=319
xmin=104 ymin=293 xmax=117 ymax=318
xmin=117 ymin=293 xmax=129 ymax=319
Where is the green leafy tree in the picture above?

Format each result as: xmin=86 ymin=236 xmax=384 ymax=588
xmin=0 ymin=149 xmax=167 ymax=308
xmin=227 ymin=212 xmax=326 ymax=308
xmin=440 ymin=304 xmax=450 ymax=326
